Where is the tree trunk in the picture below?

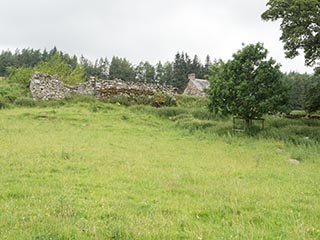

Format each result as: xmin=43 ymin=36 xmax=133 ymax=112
xmin=244 ymin=118 xmax=252 ymax=129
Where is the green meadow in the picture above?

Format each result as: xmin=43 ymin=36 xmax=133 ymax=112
xmin=0 ymin=100 xmax=319 ymax=239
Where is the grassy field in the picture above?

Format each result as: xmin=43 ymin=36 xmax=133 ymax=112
xmin=0 ymin=101 xmax=320 ymax=239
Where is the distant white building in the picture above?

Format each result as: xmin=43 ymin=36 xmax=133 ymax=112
xmin=183 ymin=73 xmax=210 ymax=97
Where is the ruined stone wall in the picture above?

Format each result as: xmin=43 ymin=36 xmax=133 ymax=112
xmin=29 ymin=73 xmax=73 ymax=100
xmin=30 ymin=72 xmax=176 ymax=101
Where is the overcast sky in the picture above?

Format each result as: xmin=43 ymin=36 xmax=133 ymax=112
xmin=0 ymin=0 xmax=313 ymax=73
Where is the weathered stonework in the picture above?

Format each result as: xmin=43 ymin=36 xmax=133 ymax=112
xmin=29 ymin=73 xmax=73 ymax=100
xmin=30 ymin=72 xmax=176 ymax=101
xmin=183 ymin=73 xmax=210 ymax=97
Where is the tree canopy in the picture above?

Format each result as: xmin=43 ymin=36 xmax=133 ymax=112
xmin=261 ymin=0 xmax=320 ymax=66
xmin=208 ymin=43 xmax=288 ymax=127
xmin=304 ymin=72 xmax=320 ymax=113
xmin=7 ymin=52 xmax=85 ymax=86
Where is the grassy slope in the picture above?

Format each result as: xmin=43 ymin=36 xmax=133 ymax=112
xmin=0 ymin=103 xmax=319 ymax=239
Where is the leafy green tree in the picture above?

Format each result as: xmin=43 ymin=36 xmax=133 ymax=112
xmin=6 ymin=67 xmax=34 ymax=87
xmin=261 ymin=0 xmax=320 ymax=66
xmin=16 ymin=49 xmax=42 ymax=68
xmin=97 ymin=57 xmax=109 ymax=79
xmin=190 ymin=55 xmax=205 ymax=79
xmin=282 ymin=72 xmax=305 ymax=110
xmin=172 ymin=52 xmax=190 ymax=92
xmin=0 ymin=50 xmax=15 ymax=76
xmin=155 ymin=61 xmax=164 ymax=84
xmin=109 ymin=57 xmax=135 ymax=82
xmin=80 ymin=56 xmax=109 ymax=79
xmin=281 ymin=72 xmax=318 ymax=110
xmin=304 ymin=71 xmax=320 ymax=112
xmin=162 ymin=62 xmax=174 ymax=86
xmin=144 ymin=61 xmax=155 ymax=83
xmin=135 ymin=61 xmax=145 ymax=82
xmin=208 ymin=43 xmax=288 ymax=128
xmin=35 ymin=53 xmax=85 ymax=85
xmin=172 ymin=52 xmax=210 ymax=91
xmin=203 ymin=54 xmax=212 ymax=77
xmin=135 ymin=61 xmax=155 ymax=83
xmin=0 ymin=47 xmax=81 ymax=77
xmin=66 ymin=65 xmax=86 ymax=85
xmin=304 ymin=83 xmax=320 ymax=113
xmin=7 ymin=52 xmax=85 ymax=86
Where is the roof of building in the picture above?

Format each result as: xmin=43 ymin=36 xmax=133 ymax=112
xmin=191 ymin=78 xmax=210 ymax=92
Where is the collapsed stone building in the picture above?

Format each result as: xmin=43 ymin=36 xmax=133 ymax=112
xmin=183 ymin=73 xmax=210 ymax=97
xmin=30 ymin=73 xmax=177 ymax=103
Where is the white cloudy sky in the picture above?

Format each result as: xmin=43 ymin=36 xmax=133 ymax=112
xmin=0 ymin=0 xmax=313 ymax=73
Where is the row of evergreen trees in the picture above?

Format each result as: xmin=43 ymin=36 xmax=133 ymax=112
xmin=0 ymin=47 xmax=212 ymax=92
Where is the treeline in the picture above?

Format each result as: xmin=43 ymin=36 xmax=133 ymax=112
xmin=283 ymin=72 xmax=320 ymax=111
xmin=0 ymin=47 xmax=319 ymax=112
xmin=0 ymin=47 xmax=212 ymax=92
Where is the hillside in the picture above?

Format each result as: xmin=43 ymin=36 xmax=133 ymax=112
xmin=0 ymin=100 xmax=319 ymax=239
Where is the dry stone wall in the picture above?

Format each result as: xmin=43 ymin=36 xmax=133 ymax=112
xmin=30 ymin=73 xmax=176 ymax=101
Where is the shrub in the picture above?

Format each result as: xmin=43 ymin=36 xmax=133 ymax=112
xmin=7 ymin=67 xmax=34 ymax=87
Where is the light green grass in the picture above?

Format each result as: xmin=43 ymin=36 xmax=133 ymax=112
xmin=0 ymin=103 xmax=319 ymax=239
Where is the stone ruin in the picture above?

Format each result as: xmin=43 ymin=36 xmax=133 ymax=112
xmin=29 ymin=73 xmax=177 ymax=102
xmin=183 ymin=73 xmax=210 ymax=97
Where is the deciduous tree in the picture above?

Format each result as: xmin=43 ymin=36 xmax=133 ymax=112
xmin=261 ymin=0 xmax=320 ymax=66
xmin=208 ymin=43 xmax=288 ymax=128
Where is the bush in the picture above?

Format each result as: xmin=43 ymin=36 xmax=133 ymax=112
xmin=7 ymin=67 xmax=34 ymax=87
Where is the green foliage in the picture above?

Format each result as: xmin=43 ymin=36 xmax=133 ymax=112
xmin=133 ymin=98 xmax=320 ymax=145
xmin=0 ymin=49 xmax=42 ymax=76
xmin=304 ymin=82 xmax=320 ymax=113
xmin=0 ymin=50 xmax=15 ymax=76
xmin=109 ymin=56 xmax=136 ymax=81
xmin=0 ymin=77 xmax=28 ymax=108
xmin=208 ymin=43 xmax=289 ymax=125
xmin=35 ymin=53 xmax=85 ymax=85
xmin=79 ymin=56 xmax=109 ymax=79
xmin=262 ymin=0 xmax=320 ymax=66
xmin=1 ymin=48 xmax=214 ymax=90
xmin=135 ymin=61 xmax=156 ymax=83
xmin=0 ymin=47 xmax=79 ymax=77
xmin=282 ymin=72 xmax=319 ymax=110
xmin=154 ymin=61 xmax=174 ymax=86
xmin=6 ymin=67 xmax=34 ymax=87
xmin=172 ymin=52 xmax=211 ymax=92
xmin=6 ymin=52 xmax=85 ymax=87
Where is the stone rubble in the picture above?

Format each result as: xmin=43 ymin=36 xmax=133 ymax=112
xmin=30 ymin=72 xmax=177 ymax=101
